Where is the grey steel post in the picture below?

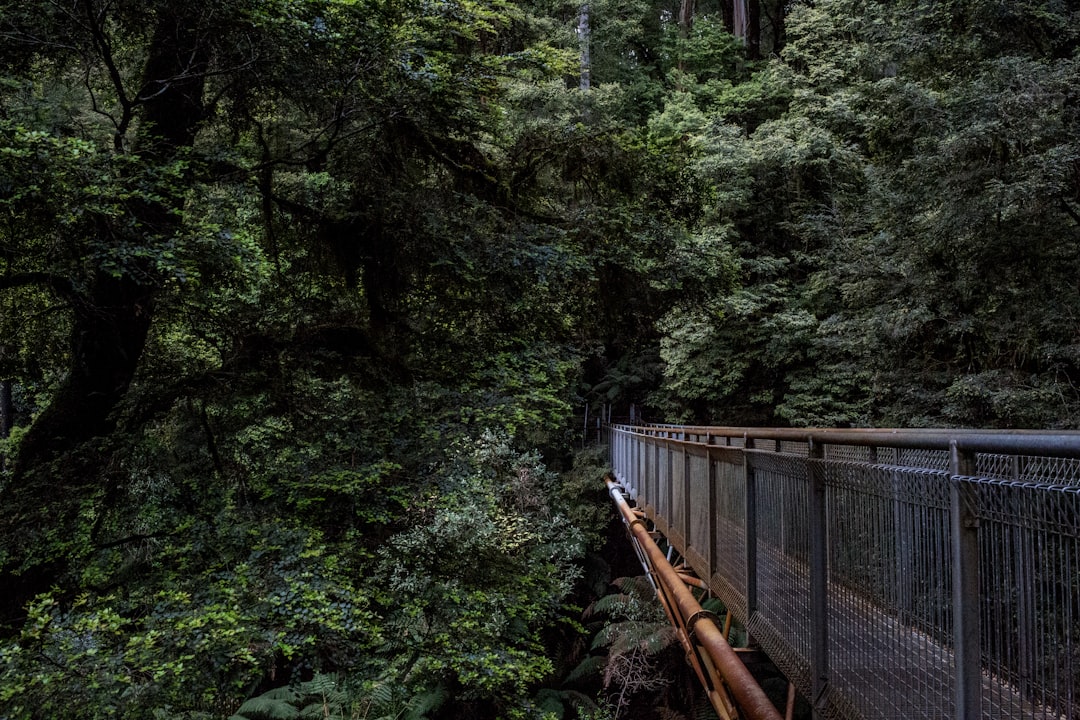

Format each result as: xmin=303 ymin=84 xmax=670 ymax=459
xmin=893 ymin=468 xmax=913 ymax=619
xmin=683 ymin=444 xmax=691 ymax=553
xmin=950 ymin=441 xmax=981 ymax=720
xmin=707 ymin=445 xmax=718 ymax=583
xmin=666 ymin=441 xmax=674 ymax=527
xmin=744 ymin=435 xmax=758 ymax=620
xmin=808 ymin=438 xmax=830 ymax=718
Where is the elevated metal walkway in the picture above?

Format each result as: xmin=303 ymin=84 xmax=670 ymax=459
xmin=606 ymin=424 xmax=1080 ymax=720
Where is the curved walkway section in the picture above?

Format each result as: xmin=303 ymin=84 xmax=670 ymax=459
xmin=607 ymin=424 xmax=1080 ymax=720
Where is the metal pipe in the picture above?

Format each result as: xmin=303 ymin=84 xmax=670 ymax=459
xmin=607 ymin=476 xmax=783 ymax=720
xmin=677 ymin=571 xmax=710 ymax=591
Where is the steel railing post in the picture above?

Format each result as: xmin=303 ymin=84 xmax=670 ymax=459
xmin=950 ymin=441 xmax=981 ymax=720
xmin=808 ymin=437 xmax=830 ymax=718
xmin=744 ymin=435 xmax=758 ymax=621
xmin=707 ymin=440 xmax=717 ymax=586
xmin=683 ymin=444 xmax=691 ymax=552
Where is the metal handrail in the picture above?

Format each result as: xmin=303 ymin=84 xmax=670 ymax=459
xmin=607 ymin=423 xmax=1080 ymax=720
xmin=615 ymin=423 xmax=1080 ymax=457
xmin=606 ymin=475 xmax=783 ymax=720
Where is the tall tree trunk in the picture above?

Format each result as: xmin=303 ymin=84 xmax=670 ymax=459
xmin=765 ymin=0 xmax=786 ymax=55
xmin=11 ymin=274 xmax=154 ymax=472
xmin=747 ymin=0 xmax=761 ymax=59
xmin=677 ymin=0 xmax=694 ymax=75
xmin=732 ymin=0 xmax=747 ymax=40
xmin=0 ymin=6 xmax=209 ymax=630
xmin=678 ymin=0 xmax=694 ymax=39
xmin=0 ymin=376 xmax=11 ymax=473
xmin=0 ymin=380 xmax=10 ymax=438
xmin=578 ymin=3 xmax=591 ymax=90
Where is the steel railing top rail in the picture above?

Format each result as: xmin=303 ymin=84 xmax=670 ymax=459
xmin=609 ymin=424 xmax=1080 ymax=459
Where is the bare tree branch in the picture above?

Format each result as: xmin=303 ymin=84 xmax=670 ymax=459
xmin=80 ymin=0 xmax=133 ymax=152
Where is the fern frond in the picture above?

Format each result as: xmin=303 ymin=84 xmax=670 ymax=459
xmin=298 ymin=701 xmax=331 ymax=720
xmin=638 ymin=625 xmax=678 ymax=656
xmin=557 ymin=688 xmax=600 ymax=713
xmin=564 ymin=654 xmax=606 ymax=684
xmin=658 ymin=708 xmax=691 ymax=720
xmin=693 ymin=695 xmax=722 ymax=720
xmin=700 ymin=596 xmax=727 ymax=616
xmin=534 ymin=688 xmax=566 ymax=719
xmin=301 ymin=673 xmax=338 ymax=697
xmin=231 ymin=690 xmax=300 ymax=720
xmin=611 ymin=575 xmax=653 ymax=598
xmin=586 ymin=593 xmax=634 ymax=619
xmin=404 ymin=683 xmax=449 ymax=720
xmin=590 ymin=621 xmax=624 ymax=651
xmin=366 ymin=679 xmax=396 ymax=710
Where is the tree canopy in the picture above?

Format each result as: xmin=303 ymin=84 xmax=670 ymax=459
xmin=1 ymin=0 xmax=1078 ymax=717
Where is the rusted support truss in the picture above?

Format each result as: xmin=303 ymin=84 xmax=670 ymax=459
xmin=605 ymin=473 xmax=783 ymax=720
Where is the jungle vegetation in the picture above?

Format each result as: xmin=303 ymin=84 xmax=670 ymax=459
xmin=0 ymin=0 xmax=1077 ymax=717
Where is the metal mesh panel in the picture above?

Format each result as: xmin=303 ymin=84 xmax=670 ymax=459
xmin=973 ymin=479 xmax=1080 ymax=719
xmin=639 ymin=441 xmax=648 ymax=507
xmin=780 ymin=439 xmax=809 ymax=455
xmin=753 ymin=452 xmax=813 ymax=673
xmin=644 ymin=442 xmax=657 ymax=513
xmin=825 ymin=444 xmax=873 ymax=462
xmin=752 ymin=452 xmax=811 ymax=562
xmin=688 ymin=453 xmax=711 ymax=571
xmin=714 ymin=456 xmax=747 ymax=619
xmin=825 ymin=462 xmax=956 ymax=718
xmin=976 ymin=454 xmax=1080 ymax=486
xmin=658 ymin=444 xmax=671 ymax=529
xmin=899 ymin=447 xmax=951 ymax=471
xmin=670 ymin=447 xmax=687 ymax=548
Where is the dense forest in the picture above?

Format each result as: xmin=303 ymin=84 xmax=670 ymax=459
xmin=0 ymin=0 xmax=1078 ymax=717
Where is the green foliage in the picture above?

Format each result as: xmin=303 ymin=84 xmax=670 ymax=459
xmin=644 ymin=0 xmax=1080 ymax=427
xmin=229 ymin=674 xmax=359 ymax=720
xmin=0 ymin=523 xmax=377 ymax=719
xmin=376 ymin=432 xmax=586 ymax=708
xmin=554 ymin=444 xmax=617 ymax=550
xmin=573 ymin=576 xmax=677 ymax=719
xmin=4 ymin=0 xmax=1080 ymax=717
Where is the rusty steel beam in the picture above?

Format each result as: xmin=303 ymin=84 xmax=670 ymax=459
xmin=606 ymin=475 xmax=783 ymax=720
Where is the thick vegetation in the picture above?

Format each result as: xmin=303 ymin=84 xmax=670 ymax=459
xmin=0 ymin=0 xmax=1078 ymax=717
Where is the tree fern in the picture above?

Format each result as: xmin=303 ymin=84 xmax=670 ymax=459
xmin=593 ymin=620 xmax=677 ymax=657
xmin=565 ymin=654 xmax=606 ymax=684
xmin=657 ymin=709 xmax=691 ymax=720
xmin=535 ymin=688 xmax=567 ymax=719
xmin=403 ymin=683 xmax=449 ymax=720
xmin=692 ymin=695 xmax=721 ymax=720
xmin=229 ymin=687 xmax=300 ymax=720
xmin=364 ymin=679 xmax=396 ymax=713
xmin=231 ymin=674 xmax=354 ymax=720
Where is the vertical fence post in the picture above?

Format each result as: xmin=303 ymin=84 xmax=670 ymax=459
xmin=666 ymin=441 xmax=674 ymax=533
xmin=707 ymin=437 xmax=717 ymax=584
xmin=807 ymin=438 xmax=830 ymax=718
xmin=683 ymin=444 xmax=691 ymax=554
xmin=950 ymin=441 xmax=981 ymax=720
xmin=744 ymin=435 xmax=758 ymax=621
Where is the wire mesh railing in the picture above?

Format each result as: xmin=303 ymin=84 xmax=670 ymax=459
xmin=606 ymin=424 xmax=1080 ymax=720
